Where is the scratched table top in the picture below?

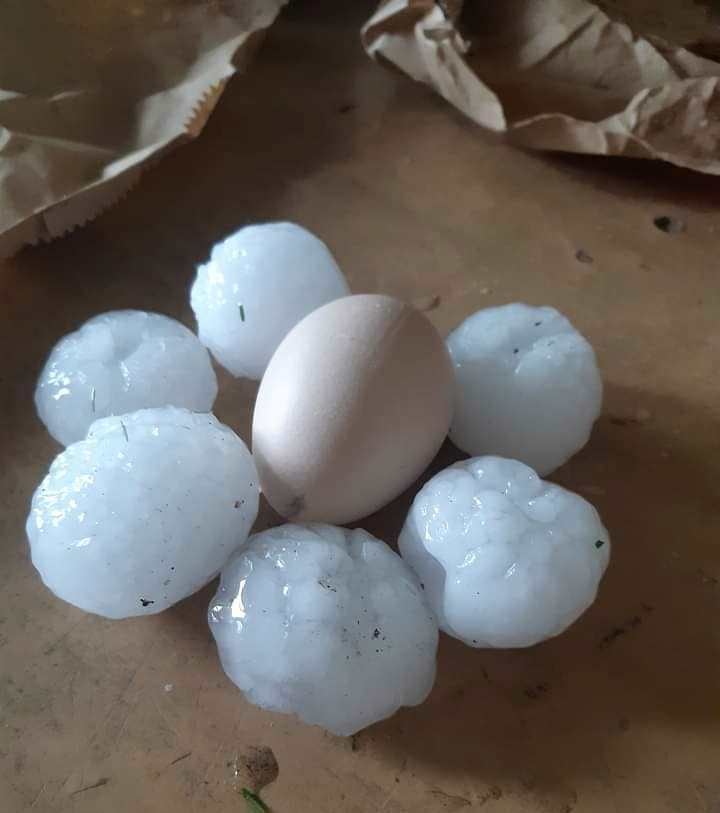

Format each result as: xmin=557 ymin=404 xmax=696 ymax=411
xmin=2 ymin=2 xmax=719 ymax=811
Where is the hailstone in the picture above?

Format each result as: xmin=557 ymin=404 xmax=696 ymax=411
xmin=399 ymin=457 xmax=610 ymax=648
xmin=190 ymin=222 xmax=350 ymax=380
xmin=209 ymin=523 xmax=438 ymax=736
xmin=35 ymin=310 xmax=217 ymax=446
xmin=447 ymin=303 xmax=602 ymax=475
xmin=27 ymin=407 xmax=258 ymax=619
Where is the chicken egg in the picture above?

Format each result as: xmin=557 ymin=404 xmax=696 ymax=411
xmin=252 ymin=294 xmax=453 ymax=524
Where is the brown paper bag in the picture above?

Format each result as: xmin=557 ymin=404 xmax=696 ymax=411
xmin=0 ymin=0 xmax=286 ymax=257
xmin=362 ymin=0 xmax=720 ymax=174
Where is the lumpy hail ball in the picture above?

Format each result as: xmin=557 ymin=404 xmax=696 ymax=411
xmin=35 ymin=310 xmax=218 ymax=447
xmin=399 ymin=456 xmax=610 ymax=648
xmin=209 ymin=523 xmax=438 ymax=736
xmin=447 ymin=303 xmax=602 ymax=475
xmin=27 ymin=407 xmax=258 ymax=619
xmin=190 ymin=222 xmax=350 ymax=380
xmin=252 ymin=294 xmax=454 ymax=524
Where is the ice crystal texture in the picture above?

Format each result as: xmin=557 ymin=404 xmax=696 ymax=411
xmin=209 ymin=523 xmax=438 ymax=735
xmin=447 ymin=303 xmax=602 ymax=475
xmin=35 ymin=310 xmax=217 ymax=446
xmin=190 ymin=222 xmax=350 ymax=380
xmin=27 ymin=407 xmax=258 ymax=619
xmin=399 ymin=457 xmax=610 ymax=648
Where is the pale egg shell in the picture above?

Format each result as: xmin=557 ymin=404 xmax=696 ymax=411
xmin=252 ymin=294 xmax=453 ymax=524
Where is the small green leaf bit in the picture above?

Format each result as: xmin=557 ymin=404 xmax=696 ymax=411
xmin=242 ymin=788 xmax=270 ymax=813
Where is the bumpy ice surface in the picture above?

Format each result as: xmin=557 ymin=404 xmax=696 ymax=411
xmin=27 ymin=407 xmax=258 ymax=619
xmin=399 ymin=457 xmax=610 ymax=648
xmin=209 ymin=523 xmax=438 ymax=735
xmin=35 ymin=310 xmax=217 ymax=446
xmin=447 ymin=303 xmax=602 ymax=475
xmin=190 ymin=222 xmax=350 ymax=380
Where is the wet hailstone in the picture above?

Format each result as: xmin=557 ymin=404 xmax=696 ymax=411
xmin=190 ymin=222 xmax=350 ymax=380
xmin=447 ymin=303 xmax=602 ymax=475
xmin=209 ymin=523 xmax=439 ymax=736
xmin=35 ymin=310 xmax=217 ymax=446
xmin=399 ymin=456 xmax=610 ymax=648
xmin=27 ymin=407 xmax=258 ymax=619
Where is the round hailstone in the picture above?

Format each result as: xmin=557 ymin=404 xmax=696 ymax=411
xmin=35 ymin=310 xmax=218 ymax=446
xmin=190 ymin=222 xmax=350 ymax=380
xmin=27 ymin=407 xmax=258 ymax=619
xmin=447 ymin=303 xmax=602 ymax=475
xmin=209 ymin=523 xmax=438 ymax=736
xmin=399 ymin=457 xmax=610 ymax=648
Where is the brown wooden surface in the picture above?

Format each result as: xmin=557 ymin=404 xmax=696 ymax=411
xmin=2 ymin=3 xmax=719 ymax=811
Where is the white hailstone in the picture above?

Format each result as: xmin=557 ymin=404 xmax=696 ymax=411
xmin=209 ymin=523 xmax=438 ymax=736
xmin=35 ymin=310 xmax=217 ymax=446
xmin=447 ymin=303 xmax=602 ymax=475
xmin=190 ymin=222 xmax=350 ymax=380
xmin=399 ymin=457 xmax=610 ymax=648
xmin=26 ymin=407 xmax=258 ymax=619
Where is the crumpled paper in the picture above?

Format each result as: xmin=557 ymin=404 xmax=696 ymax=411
xmin=0 ymin=0 xmax=286 ymax=257
xmin=362 ymin=0 xmax=720 ymax=174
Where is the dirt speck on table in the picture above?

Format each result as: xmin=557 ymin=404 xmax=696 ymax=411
xmin=230 ymin=746 xmax=280 ymax=793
